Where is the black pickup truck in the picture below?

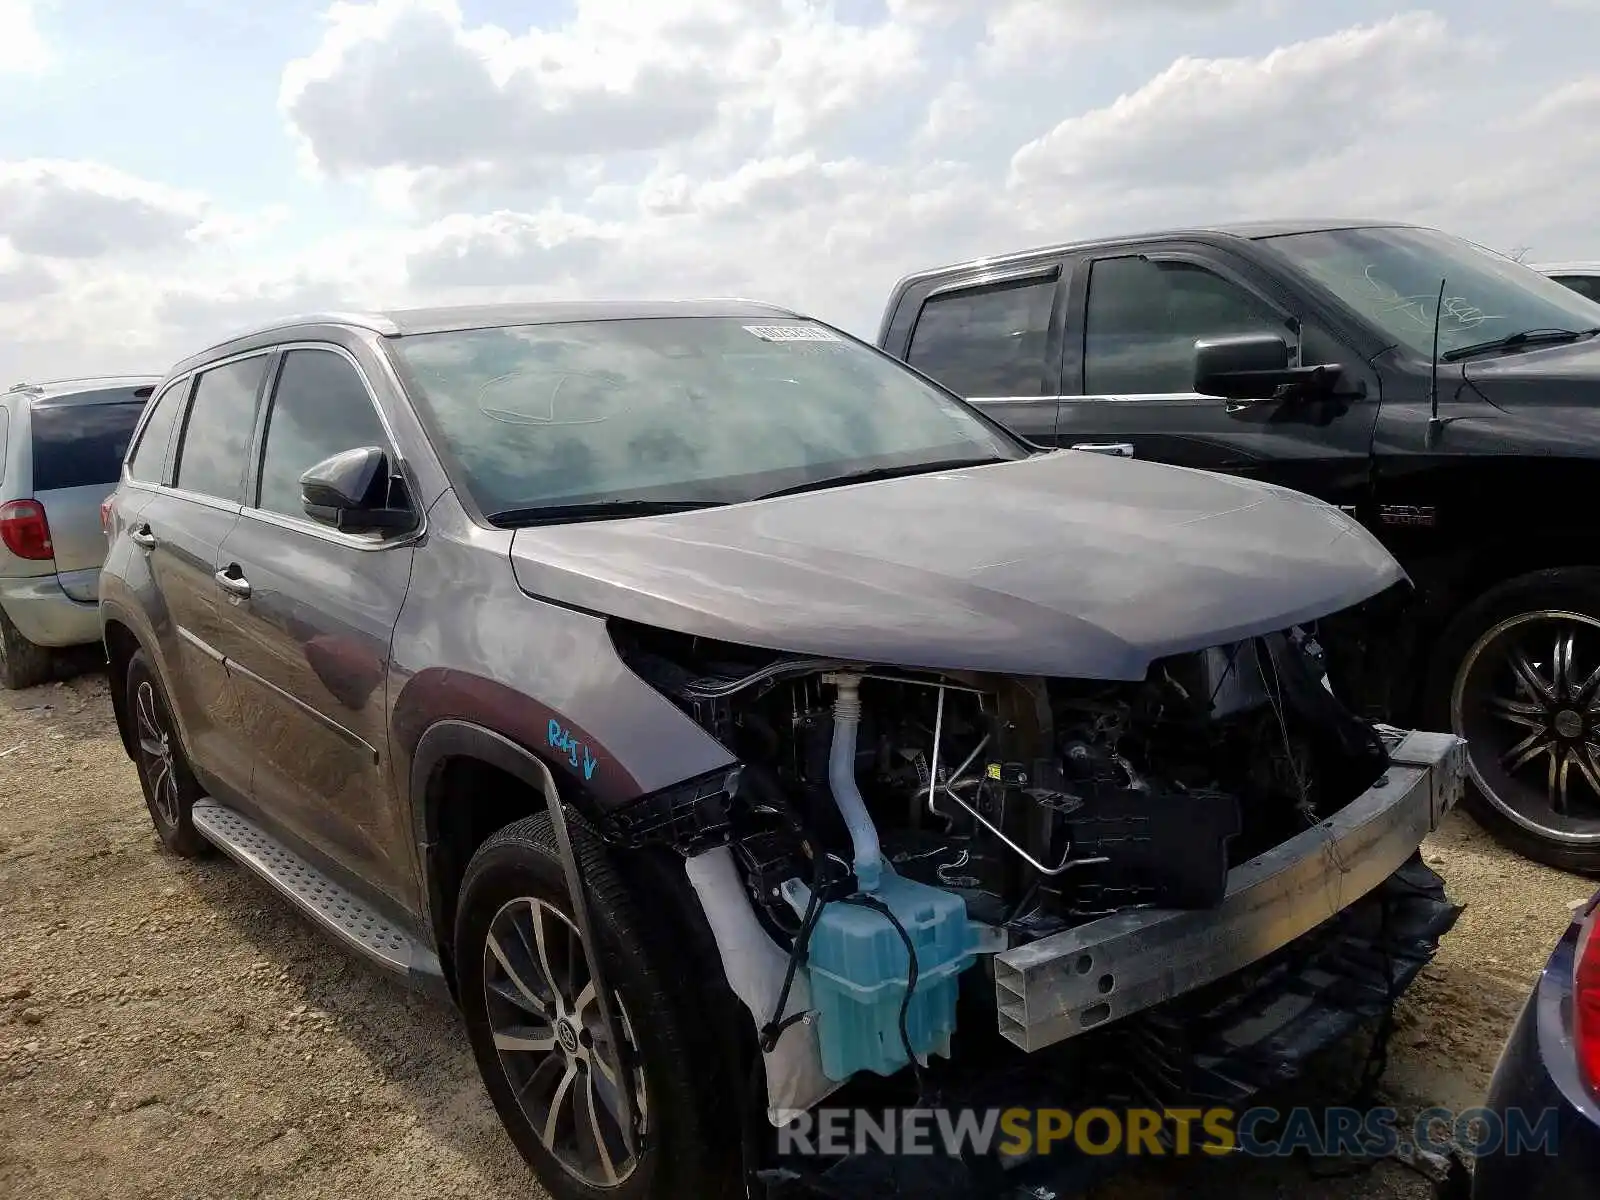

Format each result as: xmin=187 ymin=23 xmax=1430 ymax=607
xmin=878 ymin=219 xmax=1600 ymax=872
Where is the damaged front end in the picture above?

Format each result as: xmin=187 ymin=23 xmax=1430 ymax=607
xmin=599 ymin=613 xmax=1465 ymax=1188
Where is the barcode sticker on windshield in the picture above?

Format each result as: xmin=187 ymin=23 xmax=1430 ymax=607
xmin=742 ymin=323 xmax=843 ymax=343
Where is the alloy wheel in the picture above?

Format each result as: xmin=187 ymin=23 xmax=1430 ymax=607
xmin=135 ymin=680 xmax=180 ymax=829
xmin=482 ymin=896 xmax=647 ymax=1188
xmin=1452 ymin=610 xmax=1600 ymax=845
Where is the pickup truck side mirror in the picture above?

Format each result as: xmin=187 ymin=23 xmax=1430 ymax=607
xmin=300 ymin=446 xmax=415 ymax=534
xmin=1194 ymin=333 xmax=1345 ymax=401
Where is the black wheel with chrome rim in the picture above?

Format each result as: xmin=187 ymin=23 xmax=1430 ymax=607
xmin=125 ymin=649 xmax=210 ymax=858
xmin=454 ymin=812 xmax=736 ymax=1200
xmin=1431 ymin=570 xmax=1600 ymax=874
xmin=483 ymin=895 xmax=646 ymax=1188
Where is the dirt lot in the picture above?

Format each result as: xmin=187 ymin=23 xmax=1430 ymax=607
xmin=0 ymin=670 xmax=1593 ymax=1199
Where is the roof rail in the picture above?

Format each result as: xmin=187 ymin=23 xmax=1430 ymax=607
xmin=208 ymin=310 xmax=401 ymax=349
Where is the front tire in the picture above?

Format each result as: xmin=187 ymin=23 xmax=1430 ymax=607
xmin=454 ymin=812 xmax=735 ymax=1200
xmin=126 ymin=649 xmax=211 ymax=858
xmin=1426 ymin=568 xmax=1600 ymax=874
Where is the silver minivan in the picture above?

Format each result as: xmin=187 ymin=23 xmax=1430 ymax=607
xmin=1 ymin=377 xmax=158 ymax=688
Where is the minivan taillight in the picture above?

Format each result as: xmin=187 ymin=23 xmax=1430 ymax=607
xmin=1577 ymin=904 xmax=1600 ymax=1095
xmin=100 ymin=495 xmax=114 ymax=537
xmin=0 ymin=499 xmax=52 ymax=560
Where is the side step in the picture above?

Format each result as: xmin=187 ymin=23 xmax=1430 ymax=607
xmin=192 ymin=799 xmax=448 ymax=994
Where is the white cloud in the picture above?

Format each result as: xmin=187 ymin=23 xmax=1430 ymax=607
xmin=280 ymin=0 xmax=721 ymax=179
xmin=280 ymin=0 xmax=921 ymax=211
xmin=406 ymin=208 xmax=616 ymax=288
xmin=6 ymin=2 xmax=1600 ymax=386
xmin=1009 ymin=14 xmax=1462 ymax=192
xmin=981 ymin=0 xmax=1250 ymax=69
xmin=0 ymin=0 xmax=48 ymax=74
xmin=0 ymin=161 xmax=210 ymax=258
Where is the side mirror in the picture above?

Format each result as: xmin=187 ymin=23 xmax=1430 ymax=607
xmin=300 ymin=446 xmax=414 ymax=533
xmin=1194 ymin=333 xmax=1344 ymax=401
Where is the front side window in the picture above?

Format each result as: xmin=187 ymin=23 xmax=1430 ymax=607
xmin=256 ymin=350 xmax=391 ymax=519
xmin=391 ymin=317 xmax=1023 ymax=522
xmin=1084 ymin=257 xmax=1285 ymax=395
xmin=127 ymin=380 xmax=188 ymax=485
xmin=175 ymin=356 xmax=268 ymax=504
xmin=905 ymin=276 xmax=1057 ymax=397
xmin=32 ymin=395 xmax=148 ymax=491
xmin=1266 ymin=225 xmax=1600 ymax=358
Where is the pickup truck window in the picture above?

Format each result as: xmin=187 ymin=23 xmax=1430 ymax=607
xmin=905 ymin=276 xmax=1055 ymax=397
xmin=1265 ymin=225 xmax=1600 ymax=359
xmin=1084 ymin=257 xmax=1284 ymax=395
xmin=1552 ymin=274 xmax=1600 ymax=305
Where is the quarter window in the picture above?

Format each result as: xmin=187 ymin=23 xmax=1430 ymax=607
xmin=175 ymin=356 xmax=268 ymax=504
xmin=127 ymin=380 xmax=188 ymax=485
xmin=906 ymin=276 xmax=1057 ymax=397
xmin=1084 ymin=257 xmax=1285 ymax=395
xmin=256 ymin=350 xmax=391 ymax=519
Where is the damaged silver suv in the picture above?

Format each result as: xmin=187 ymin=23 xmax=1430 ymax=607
xmin=100 ymin=302 xmax=1466 ymax=1200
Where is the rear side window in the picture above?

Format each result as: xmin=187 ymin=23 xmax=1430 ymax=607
xmin=256 ymin=350 xmax=390 ymax=518
xmin=127 ymin=379 xmax=189 ymax=485
xmin=1083 ymin=257 xmax=1284 ymax=395
xmin=905 ymin=276 xmax=1057 ymax=397
xmin=1554 ymin=274 xmax=1600 ymax=304
xmin=30 ymin=398 xmax=147 ymax=491
xmin=175 ymin=356 xmax=268 ymax=504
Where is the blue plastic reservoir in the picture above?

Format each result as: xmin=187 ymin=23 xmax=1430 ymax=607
xmin=783 ymin=870 xmax=988 ymax=1082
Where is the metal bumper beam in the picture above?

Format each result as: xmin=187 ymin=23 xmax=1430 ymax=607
xmin=992 ymin=729 xmax=1466 ymax=1052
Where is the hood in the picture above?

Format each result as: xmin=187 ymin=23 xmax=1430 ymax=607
xmin=1462 ymin=337 xmax=1600 ymax=406
xmin=509 ymin=452 xmax=1405 ymax=681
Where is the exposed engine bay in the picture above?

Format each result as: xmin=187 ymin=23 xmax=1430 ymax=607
xmin=606 ymin=615 xmax=1421 ymax=1132
xmin=615 ymin=619 xmax=1392 ymax=939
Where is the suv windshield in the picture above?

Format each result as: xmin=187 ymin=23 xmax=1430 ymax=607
xmin=391 ymin=316 xmax=1024 ymax=522
xmin=1263 ymin=225 xmax=1600 ymax=359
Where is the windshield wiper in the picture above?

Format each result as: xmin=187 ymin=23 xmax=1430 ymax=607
xmin=1442 ymin=327 xmax=1600 ymax=362
xmin=487 ymin=499 xmax=719 ymax=527
xmin=751 ymin=456 xmax=1012 ymax=501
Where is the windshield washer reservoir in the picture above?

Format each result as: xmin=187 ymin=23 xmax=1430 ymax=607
xmin=782 ymin=870 xmax=997 ymax=1081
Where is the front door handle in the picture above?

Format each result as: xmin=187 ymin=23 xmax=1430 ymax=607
xmin=214 ymin=565 xmax=251 ymax=600
xmin=129 ymin=525 xmax=157 ymax=549
xmin=1071 ymin=442 xmax=1135 ymax=458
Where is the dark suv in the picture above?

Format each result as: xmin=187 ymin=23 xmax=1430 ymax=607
xmin=880 ymin=220 xmax=1600 ymax=872
xmin=101 ymin=303 xmax=1464 ymax=1200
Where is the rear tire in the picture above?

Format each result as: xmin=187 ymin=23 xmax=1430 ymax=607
xmin=126 ymin=649 xmax=211 ymax=858
xmin=0 ymin=606 xmax=53 ymax=690
xmin=454 ymin=812 xmax=736 ymax=1200
xmin=1425 ymin=568 xmax=1600 ymax=874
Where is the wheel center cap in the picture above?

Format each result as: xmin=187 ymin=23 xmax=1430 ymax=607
xmin=557 ymin=1020 xmax=579 ymax=1054
xmin=1555 ymin=709 xmax=1584 ymax=739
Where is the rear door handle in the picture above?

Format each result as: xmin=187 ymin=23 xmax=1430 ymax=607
xmin=214 ymin=566 xmax=251 ymax=600
xmin=1071 ymin=442 xmax=1135 ymax=458
xmin=129 ymin=525 xmax=157 ymax=549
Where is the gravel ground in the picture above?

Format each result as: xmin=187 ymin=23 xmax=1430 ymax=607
xmin=0 ymin=669 xmax=1593 ymax=1199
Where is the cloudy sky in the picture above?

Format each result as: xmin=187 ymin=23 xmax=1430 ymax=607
xmin=0 ymin=0 xmax=1595 ymax=381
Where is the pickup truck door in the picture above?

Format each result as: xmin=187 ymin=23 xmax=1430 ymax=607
xmin=896 ymin=261 xmax=1068 ymax=445
xmin=1054 ymin=245 xmax=1381 ymax=508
